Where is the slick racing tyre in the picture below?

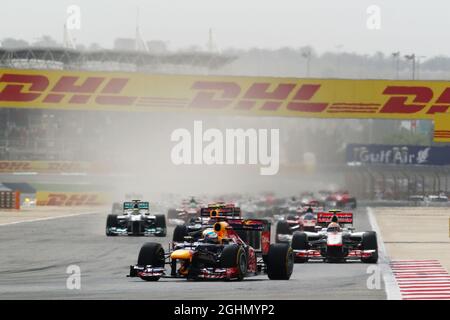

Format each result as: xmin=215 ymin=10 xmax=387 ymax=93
xmin=105 ymin=214 xmax=118 ymax=236
xmin=275 ymin=221 xmax=291 ymax=243
xmin=154 ymin=214 xmax=167 ymax=237
xmin=266 ymin=243 xmax=294 ymax=280
xmin=219 ymin=244 xmax=247 ymax=281
xmin=137 ymin=243 xmax=165 ymax=281
xmin=172 ymin=225 xmax=188 ymax=242
xmin=291 ymin=231 xmax=309 ymax=263
xmin=361 ymin=231 xmax=378 ymax=263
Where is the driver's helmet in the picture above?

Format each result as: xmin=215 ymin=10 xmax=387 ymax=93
xmin=327 ymin=222 xmax=341 ymax=232
xmin=303 ymin=213 xmax=315 ymax=220
xmin=306 ymin=207 xmax=314 ymax=213
xmin=202 ymin=228 xmax=219 ymax=243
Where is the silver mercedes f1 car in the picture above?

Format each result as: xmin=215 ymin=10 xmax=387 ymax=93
xmin=106 ymin=200 xmax=166 ymax=237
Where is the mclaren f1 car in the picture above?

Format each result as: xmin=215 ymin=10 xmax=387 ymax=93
xmin=290 ymin=211 xmax=378 ymax=263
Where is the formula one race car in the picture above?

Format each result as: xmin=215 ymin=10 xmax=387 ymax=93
xmin=290 ymin=211 xmax=378 ymax=263
xmin=275 ymin=208 xmax=318 ymax=242
xmin=325 ymin=191 xmax=357 ymax=209
xmin=106 ymin=200 xmax=166 ymax=237
xmin=128 ymin=214 xmax=294 ymax=281
xmin=167 ymin=197 xmax=203 ymax=226
xmin=171 ymin=202 xmax=241 ymax=243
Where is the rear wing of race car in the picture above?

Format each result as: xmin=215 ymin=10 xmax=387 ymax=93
xmin=224 ymin=219 xmax=271 ymax=256
xmin=200 ymin=206 xmax=241 ymax=218
xmin=316 ymin=212 xmax=353 ymax=227
xmin=123 ymin=201 xmax=149 ymax=210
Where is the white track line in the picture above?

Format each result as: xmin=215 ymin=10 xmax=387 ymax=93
xmin=367 ymin=207 xmax=402 ymax=300
xmin=0 ymin=211 xmax=102 ymax=227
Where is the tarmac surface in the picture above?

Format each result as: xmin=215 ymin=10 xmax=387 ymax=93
xmin=0 ymin=207 xmax=387 ymax=299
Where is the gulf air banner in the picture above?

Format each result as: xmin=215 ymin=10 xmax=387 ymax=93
xmin=346 ymin=144 xmax=450 ymax=166
xmin=1 ymin=68 xmax=449 ymax=142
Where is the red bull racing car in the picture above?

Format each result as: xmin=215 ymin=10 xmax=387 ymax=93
xmin=128 ymin=212 xmax=294 ymax=281
xmin=290 ymin=210 xmax=378 ymax=263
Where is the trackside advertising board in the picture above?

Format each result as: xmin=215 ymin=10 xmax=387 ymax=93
xmin=1 ymin=68 xmax=450 ymax=142
xmin=346 ymin=143 xmax=450 ymax=166
xmin=36 ymin=191 xmax=110 ymax=206
xmin=0 ymin=161 xmax=112 ymax=173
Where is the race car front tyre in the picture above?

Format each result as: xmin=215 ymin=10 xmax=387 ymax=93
xmin=105 ymin=214 xmax=118 ymax=236
xmin=275 ymin=221 xmax=291 ymax=243
xmin=267 ymin=243 xmax=294 ymax=280
xmin=154 ymin=214 xmax=167 ymax=237
xmin=173 ymin=225 xmax=188 ymax=242
xmin=137 ymin=243 xmax=165 ymax=281
xmin=361 ymin=231 xmax=378 ymax=263
xmin=291 ymin=231 xmax=309 ymax=263
xmin=219 ymin=244 xmax=247 ymax=281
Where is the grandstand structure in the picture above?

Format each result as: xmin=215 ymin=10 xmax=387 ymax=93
xmin=0 ymin=47 xmax=236 ymax=73
xmin=0 ymin=46 xmax=237 ymax=162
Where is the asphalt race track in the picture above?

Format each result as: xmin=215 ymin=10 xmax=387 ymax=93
xmin=0 ymin=208 xmax=386 ymax=299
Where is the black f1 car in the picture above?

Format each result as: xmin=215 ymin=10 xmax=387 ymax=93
xmin=106 ymin=200 xmax=166 ymax=237
xmin=129 ymin=212 xmax=294 ymax=281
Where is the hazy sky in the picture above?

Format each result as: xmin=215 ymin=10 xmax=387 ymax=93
xmin=2 ymin=0 xmax=449 ymax=57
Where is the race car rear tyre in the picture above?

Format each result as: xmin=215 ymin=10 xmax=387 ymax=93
xmin=267 ymin=243 xmax=294 ymax=280
xmin=219 ymin=244 xmax=247 ymax=281
xmin=361 ymin=231 xmax=378 ymax=263
xmin=291 ymin=231 xmax=309 ymax=263
xmin=173 ymin=225 xmax=188 ymax=242
xmin=106 ymin=214 xmax=118 ymax=236
xmin=349 ymin=198 xmax=357 ymax=209
xmin=275 ymin=221 xmax=291 ymax=243
xmin=154 ymin=214 xmax=167 ymax=237
xmin=137 ymin=243 xmax=165 ymax=281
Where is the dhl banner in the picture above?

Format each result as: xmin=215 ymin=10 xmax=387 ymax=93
xmin=1 ymin=68 xmax=450 ymax=142
xmin=36 ymin=191 xmax=110 ymax=206
xmin=0 ymin=161 xmax=109 ymax=173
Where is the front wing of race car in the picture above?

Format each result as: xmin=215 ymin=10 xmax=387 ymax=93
xmin=108 ymin=220 xmax=166 ymax=236
xmin=293 ymin=249 xmax=377 ymax=261
xmin=129 ymin=265 xmax=242 ymax=280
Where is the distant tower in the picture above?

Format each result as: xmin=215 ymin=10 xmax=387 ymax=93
xmin=207 ymin=28 xmax=216 ymax=53
xmin=63 ymin=23 xmax=76 ymax=49
xmin=135 ymin=7 xmax=149 ymax=52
